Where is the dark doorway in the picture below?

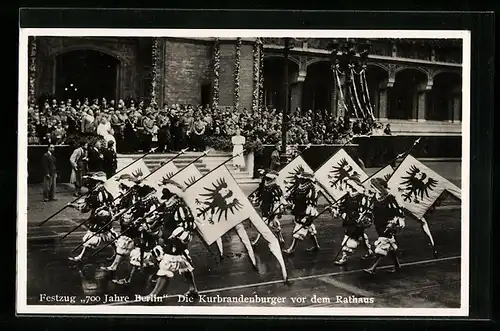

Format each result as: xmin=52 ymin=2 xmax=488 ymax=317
xmin=55 ymin=50 xmax=119 ymax=102
xmin=302 ymin=62 xmax=333 ymax=113
xmin=201 ymin=84 xmax=211 ymax=106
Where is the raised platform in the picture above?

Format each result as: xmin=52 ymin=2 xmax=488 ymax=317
xmin=121 ymin=151 xmax=260 ymax=185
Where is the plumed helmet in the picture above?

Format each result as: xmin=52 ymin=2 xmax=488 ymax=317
xmin=116 ymin=173 xmax=141 ymax=188
xmin=136 ymin=184 xmax=157 ymax=197
xmin=370 ymin=177 xmax=390 ymax=197
xmin=160 ymin=179 xmax=186 ymax=200
xmin=344 ymin=176 xmax=365 ymax=193
xmin=264 ymin=170 xmax=279 ymax=180
xmin=83 ymin=171 xmax=107 ymax=183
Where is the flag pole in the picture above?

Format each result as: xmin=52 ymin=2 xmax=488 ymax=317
xmin=61 ymin=148 xmax=188 ymax=242
xmin=88 ymin=149 xmax=214 ymax=258
xmin=38 ymin=147 xmax=160 ymax=227
xmin=69 ymin=148 xmax=189 ymax=252
xmin=248 ymin=143 xmax=313 ymax=199
xmin=384 ymin=137 xmax=421 ymax=183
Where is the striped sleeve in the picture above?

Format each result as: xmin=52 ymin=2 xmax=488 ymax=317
xmin=305 ymin=186 xmax=318 ymax=207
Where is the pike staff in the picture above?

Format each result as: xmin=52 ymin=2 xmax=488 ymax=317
xmin=69 ymin=148 xmax=190 ymax=253
xmin=38 ymin=147 xmax=159 ymax=227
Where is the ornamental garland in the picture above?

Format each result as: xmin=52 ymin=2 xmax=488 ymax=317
xmin=212 ymin=38 xmax=220 ymax=109
xmin=151 ymin=38 xmax=160 ymax=105
xmin=258 ymin=39 xmax=264 ymax=111
xmin=28 ymin=37 xmax=37 ymax=104
xmin=251 ymin=38 xmax=260 ymax=112
xmin=234 ymin=38 xmax=242 ymax=110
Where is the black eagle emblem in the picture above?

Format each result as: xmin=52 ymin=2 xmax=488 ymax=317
xmin=327 ymin=158 xmax=359 ymax=190
xmin=183 ymin=176 xmax=198 ymax=187
xmin=160 ymin=172 xmax=176 ymax=185
xmin=131 ymin=168 xmax=144 ymax=180
xmin=194 ymin=178 xmax=244 ymax=225
xmin=382 ymin=172 xmax=392 ymax=183
xmin=284 ymin=164 xmax=304 ymax=192
xmin=397 ymin=165 xmax=439 ymax=203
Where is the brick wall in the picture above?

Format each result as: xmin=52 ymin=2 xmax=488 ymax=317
xmin=238 ymin=43 xmax=254 ymax=111
xmin=163 ymin=40 xmax=212 ymax=105
xmin=218 ymin=42 xmax=236 ymax=107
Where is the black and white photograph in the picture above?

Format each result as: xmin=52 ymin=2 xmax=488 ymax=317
xmin=17 ymin=29 xmax=470 ymax=316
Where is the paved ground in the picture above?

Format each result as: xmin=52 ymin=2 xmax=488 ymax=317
xmin=23 ymin=162 xmax=462 ymax=309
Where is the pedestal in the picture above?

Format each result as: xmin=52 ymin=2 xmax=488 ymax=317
xmin=245 ymin=152 xmax=254 ymax=177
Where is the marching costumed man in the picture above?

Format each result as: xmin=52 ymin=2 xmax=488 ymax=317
xmin=363 ymin=178 xmax=406 ymax=274
xmin=251 ymin=170 xmax=285 ymax=245
xmin=113 ymin=174 xmax=142 ymax=212
xmin=330 ymin=176 xmax=374 ymax=265
xmin=101 ymin=184 xmax=160 ymax=277
xmin=68 ymin=172 xmax=116 ymax=262
xmin=147 ymin=179 xmax=199 ymax=298
xmin=282 ymin=171 xmax=320 ymax=254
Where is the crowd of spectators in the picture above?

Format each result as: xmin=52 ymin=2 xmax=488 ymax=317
xmin=27 ymin=97 xmax=385 ymax=153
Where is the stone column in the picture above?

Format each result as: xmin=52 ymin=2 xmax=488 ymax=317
xmin=289 ymin=69 xmax=306 ymax=113
xmin=378 ymin=78 xmax=392 ymax=120
xmin=416 ymin=80 xmax=432 ymax=122
xmin=290 ymin=82 xmax=303 ymax=114
xmin=452 ymin=94 xmax=462 ymax=122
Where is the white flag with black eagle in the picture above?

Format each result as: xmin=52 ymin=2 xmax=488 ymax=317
xmin=314 ymin=148 xmax=369 ymax=200
xmin=170 ymin=163 xmax=203 ymax=188
xmin=363 ymin=164 xmax=394 ymax=189
xmin=184 ymin=166 xmax=257 ymax=245
xmin=141 ymin=161 xmax=180 ymax=199
xmin=104 ymin=158 xmax=151 ymax=198
xmin=387 ymin=155 xmax=461 ymax=220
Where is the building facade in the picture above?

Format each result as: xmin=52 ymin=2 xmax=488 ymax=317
xmin=29 ymin=36 xmax=463 ymax=135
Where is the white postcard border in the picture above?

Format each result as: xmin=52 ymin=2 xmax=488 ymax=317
xmin=17 ymin=28 xmax=471 ymax=316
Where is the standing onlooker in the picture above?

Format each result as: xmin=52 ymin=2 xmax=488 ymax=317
xmin=270 ymin=143 xmax=281 ymax=171
xmin=231 ymin=127 xmax=246 ymax=172
xmin=102 ymin=140 xmax=117 ymax=179
xmin=42 ymin=144 xmax=57 ymax=202
xmin=69 ymin=141 xmax=88 ymax=197
xmin=87 ymin=140 xmax=104 ymax=173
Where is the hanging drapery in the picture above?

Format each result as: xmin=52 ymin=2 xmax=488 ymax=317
xmin=360 ymin=69 xmax=376 ymax=120
xmin=212 ymin=38 xmax=221 ymax=109
xmin=234 ymin=38 xmax=242 ymax=111
xmin=334 ymin=68 xmax=348 ymax=114
xmin=251 ymin=38 xmax=260 ymax=112
xmin=28 ymin=36 xmax=37 ymax=104
xmin=349 ymin=65 xmax=366 ymax=118
xmin=150 ymin=38 xmax=160 ymax=106
xmin=258 ymin=39 xmax=264 ymax=111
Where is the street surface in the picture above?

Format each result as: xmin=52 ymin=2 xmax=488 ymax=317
xmin=24 ymin=162 xmax=462 ymax=309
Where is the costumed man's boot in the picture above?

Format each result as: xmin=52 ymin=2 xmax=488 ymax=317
xmin=361 ymin=234 xmax=374 ymax=260
xmin=363 ymin=255 xmax=383 ymax=275
xmin=101 ymin=254 xmax=123 ymax=271
xmin=69 ymin=247 xmax=88 ymax=262
xmin=387 ymin=251 xmax=401 ymax=273
xmin=148 ymin=276 xmax=169 ymax=297
xmin=305 ymin=235 xmax=320 ymax=252
xmin=113 ymin=266 xmax=137 ymax=285
xmin=282 ymin=238 xmax=298 ymax=254
xmin=334 ymin=251 xmax=349 ymax=265
xmin=183 ymin=271 xmax=199 ymax=299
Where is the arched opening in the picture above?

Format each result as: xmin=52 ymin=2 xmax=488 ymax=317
xmin=302 ymin=61 xmax=334 ymax=114
xmin=365 ymin=65 xmax=389 ymax=118
xmin=263 ymin=57 xmax=299 ymax=111
xmin=55 ymin=49 xmax=120 ymax=102
xmin=388 ymin=68 xmax=427 ymax=120
xmin=427 ymin=72 xmax=462 ymax=121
